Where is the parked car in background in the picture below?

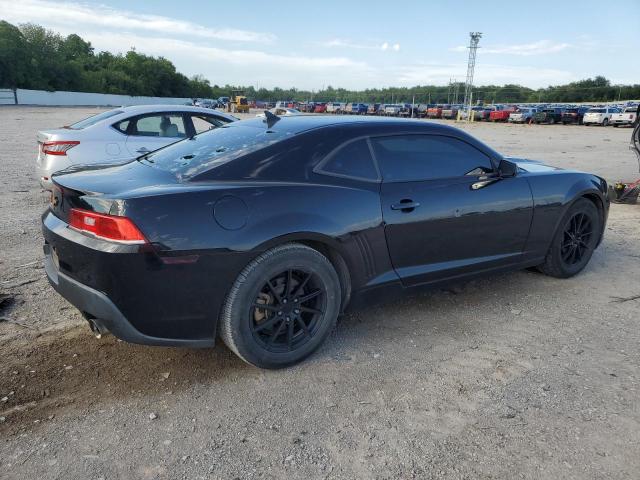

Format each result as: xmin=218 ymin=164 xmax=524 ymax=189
xmin=583 ymin=106 xmax=620 ymax=126
xmin=426 ymin=105 xmax=443 ymax=119
xmin=218 ymin=97 xmax=229 ymax=106
xmin=367 ymin=103 xmax=381 ymax=115
xmin=489 ymin=106 xmax=517 ymax=122
xmin=314 ymin=103 xmax=327 ymax=113
xmin=508 ymin=107 xmax=538 ymax=123
xmin=42 ymin=115 xmax=609 ymax=368
xmin=384 ymin=104 xmax=403 ymax=116
xmin=415 ymin=104 xmax=430 ymax=118
xmin=611 ymin=106 xmax=638 ymax=127
xmin=398 ymin=104 xmax=412 ymax=117
xmin=36 ymin=105 xmax=237 ymax=189
xmin=472 ymin=107 xmax=491 ymax=121
xmin=533 ymin=108 xmax=564 ymax=124
xmin=256 ymin=108 xmax=302 ymax=117
xmin=345 ymin=103 xmax=357 ymax=114
xmin=441 ymin=105 xmax=461 ymax=120
xmin=561 ymin=107 xmax=590 ymax=125
xmin=326 ymin=102 xmax=345 ymax=114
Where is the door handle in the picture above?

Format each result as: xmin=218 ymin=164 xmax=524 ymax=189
xmin=136 ymin=147 xmax=150 ymax=154
xmin=391 ymin=200 xmax=420 ymax=212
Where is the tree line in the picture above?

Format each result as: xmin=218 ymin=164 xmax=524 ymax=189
xmin=1 ymin=20 xmax=638 ymax=104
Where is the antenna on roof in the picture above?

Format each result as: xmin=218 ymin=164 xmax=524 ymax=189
xmin=263 ymin=110 xmax=280 ymax=129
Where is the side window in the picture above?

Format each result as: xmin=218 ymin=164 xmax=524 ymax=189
xmin=113 ymin=119 xmax=129 ymax=134
xmin=191 ymin=115 xmax=224 ymax=134
xmin=371 ymin=135 xmax=493 ymax=182
xmin=129 ymin=114 xmax=187 ymax=138
xmin=318 ymin=138 xmax=378 ymax=181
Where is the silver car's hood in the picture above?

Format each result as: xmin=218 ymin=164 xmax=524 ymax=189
xmin=505 ymin=156 xmax=560 ymax=173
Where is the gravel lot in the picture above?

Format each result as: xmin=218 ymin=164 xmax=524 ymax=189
xmin=1 ymin=106 xmax=639 ymax=479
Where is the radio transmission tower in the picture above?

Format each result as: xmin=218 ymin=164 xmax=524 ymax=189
xmin=462 ymin=32 xmax=482 ymax=111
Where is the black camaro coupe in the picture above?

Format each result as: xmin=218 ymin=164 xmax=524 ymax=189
xmin=43 ymin=115 xmax=609 ymax=368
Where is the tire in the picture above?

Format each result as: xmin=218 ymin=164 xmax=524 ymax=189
xmin=613 ymin=124 xmax=619 ymax=128
xmin=603 ymin=118 xmax=609 ymax=127
xmin=219 ymin=243 xmax=341 ymax=369
xmin=538 ymin=198 xmax=601 ymax=278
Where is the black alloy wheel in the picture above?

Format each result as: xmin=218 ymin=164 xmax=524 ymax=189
xmin=220 ymin=243 xmax=341 ymax=369
xmin=538 ymin=198 xmax=601 ymax=278
xmin=251 ymin=268 xmax=326 ymax=353
xmin=560 ymin=212 xmax=593 ymax=267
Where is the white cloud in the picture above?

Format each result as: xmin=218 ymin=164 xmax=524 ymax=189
xmin=396 ymin=62 xmax=575 ymax=89
xmin=450 ymin=40 xmax=572 ymax=56
xmin=0 ymin=0 xmax=276 ymax=43
xmin=320 ymin=38 xmax=399 ymax=52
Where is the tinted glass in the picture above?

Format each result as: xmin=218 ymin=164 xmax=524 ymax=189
xmin=589 ymin=108 xmax=605 ymax=113
xmin=132 ymin=115 xmax=186 ymax=138
xmin=320 ymin=138 xmax=378 ymax=180
xmin=113 ymin=119 xmax=129 ymax=133
xmin=191 ymin=115 xmax=224 ymax=134
xmin=68 ymin=109 xmax=124 ymax=129
xmin=372 ymin=135 xmax=493 ymax=182
xmin=141 ymin=124 xmax=291 ymax=180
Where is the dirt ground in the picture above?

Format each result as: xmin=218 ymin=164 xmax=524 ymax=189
xmin=1 ymin=106 xmax=639 ymax=479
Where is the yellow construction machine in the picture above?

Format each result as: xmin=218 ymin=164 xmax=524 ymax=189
xmin=227 ymin=90 xmax=250 ymax=114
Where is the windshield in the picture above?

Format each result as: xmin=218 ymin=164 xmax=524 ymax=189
xmin=140 ymin=123 xmax=291 ymax=180
xmin=67 ymin=109 xmax=124 ymax=129
xmin=588 ymin=108 xmax=605 ymax=113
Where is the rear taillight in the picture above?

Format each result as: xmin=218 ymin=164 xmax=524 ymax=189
xmin=42 ymin=141 xmax=80 ymax=156
xmin=69 ymin=208 xmax=147 ymax=244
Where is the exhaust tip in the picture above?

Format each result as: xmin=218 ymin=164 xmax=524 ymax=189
xmin=86 ymin=318 xmax=108 ymax=339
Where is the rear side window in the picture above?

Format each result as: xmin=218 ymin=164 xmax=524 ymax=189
xmin=317 ymin=138 xmax=379 ymax=181
xmin=123 ymin=114 xmax=187 ymax=138
xmin=191 ymin=115 xmax=226 ymax=134
xmin=371 ymin=135 xmax=493 ymax=182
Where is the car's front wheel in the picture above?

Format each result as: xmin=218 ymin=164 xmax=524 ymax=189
xmin=220 ymin=244 xmax=341 ymax=369
xmin=538 ymin=198 xmax=601 ymax=278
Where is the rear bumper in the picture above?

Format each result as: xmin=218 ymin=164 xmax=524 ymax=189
xmin=44 ymin=243 xmax=213 ymax=348
xmin=42 ymin=211 xmax=216 ymax=348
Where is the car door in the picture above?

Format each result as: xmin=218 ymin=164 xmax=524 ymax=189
xmin=374 ymin=134 xmax=533 ymax=287
xmin=120 ymin=113 xmax=188 ymax=157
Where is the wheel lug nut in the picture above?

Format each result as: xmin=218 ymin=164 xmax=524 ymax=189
xmin=286 ymin=317 xmax=290 ymax=322
xmin=294 ymin=309 xmax=300 ymax=314
xmin=278 ymin=311 xmax=283 ymax=316
xmin=282 ymin=298 xmax=287 ymax=304
xmin=293 ymin=298 xmax=298 ymax=303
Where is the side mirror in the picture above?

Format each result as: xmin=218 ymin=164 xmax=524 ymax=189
xmin=498 ymin=159 xmax=518 ymax=178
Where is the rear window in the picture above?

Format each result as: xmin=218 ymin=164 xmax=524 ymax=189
xmin=139 ymin=124 xmax=291 ymax=180
xmin=588 ymin=108 xmax=605 ymax=113
xmin=67 ymin=109 xmax=124 ymax=129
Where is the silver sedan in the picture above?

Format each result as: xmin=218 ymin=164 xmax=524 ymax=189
xmin=36 ymin=105 xmax=237 ymax=189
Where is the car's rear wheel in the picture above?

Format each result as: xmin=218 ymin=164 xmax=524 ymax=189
xmin=220 ymin=244 xmax=341 ymax=369
xmin=603 ymin=118 xmax=609 ymax=127
xmin=538 ymin=198 xmax=601 ymax=278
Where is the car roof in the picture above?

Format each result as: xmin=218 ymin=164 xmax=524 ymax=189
xmin=118 ymin=104 xmax=237 ymax=120
xmin=234 ymin=114 xmax=488 ymax=139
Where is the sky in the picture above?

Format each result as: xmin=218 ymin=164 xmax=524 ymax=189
xmin=2 ymin=0 xmax=639 ymax=90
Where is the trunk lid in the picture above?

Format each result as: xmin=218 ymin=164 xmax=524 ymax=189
xmin=50 ymin=161 xmax=179 ymax=221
